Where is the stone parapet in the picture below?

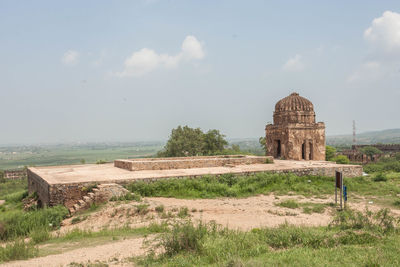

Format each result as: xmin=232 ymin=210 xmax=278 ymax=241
xmin=114 ymin=155 xmax=273 ymax=171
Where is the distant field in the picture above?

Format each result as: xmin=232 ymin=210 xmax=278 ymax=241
xmin=0 ymin=142 xmax=164 ymax=170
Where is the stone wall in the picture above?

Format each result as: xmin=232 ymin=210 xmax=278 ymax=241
xmin=115 ymin=155 xmax=273 ymax=171
xmin=27 ymin=169 xmax=50 ymax=206
xmin=28 ymin=163 xmax=362 ymax=207
xmin=4 ymin=169 xmax=27 ymax=180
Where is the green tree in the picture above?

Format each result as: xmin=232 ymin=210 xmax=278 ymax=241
xmin=361 ymin=146 xmax=383 ymax=160
xmin=158 ymin=126 xmax=228 ymax=157
xmin=325 ymin=145 xmax=336 ymax=161
xmin=202 ymin=129 xmax=228 ymax=155
xmin=259 ymin=137 xmax=266 ymax=152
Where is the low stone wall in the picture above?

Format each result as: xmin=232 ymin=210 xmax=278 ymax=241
xmin=28 ymin=163 xmax=362 ymax=207
xmin=115 ymin=155 xmax=273 ymax=171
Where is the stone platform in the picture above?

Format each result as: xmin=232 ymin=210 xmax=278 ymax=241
xmin=27 ymin=159 xmax=363 ymax=207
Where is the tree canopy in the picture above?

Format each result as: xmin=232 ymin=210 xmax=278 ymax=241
xmin=325 ymin=145 xmax=336 ymax=161
xmin=158 ymin=126 xmax=228 ymax=157
xmin=360 ymin=146 xmax=383 ymax=159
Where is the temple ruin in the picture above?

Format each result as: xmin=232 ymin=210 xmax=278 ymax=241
xmin=265 ymin=92 xmax=325 ymax=160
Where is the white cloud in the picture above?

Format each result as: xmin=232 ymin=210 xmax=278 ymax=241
xmin=348 ymin=11 xmax=400 ymax=83
xmin=116 ymin=35 xmax=205 ymax=77
xmin=282 ymin=54 xmax=304 ymax=72
xmin=364 ymin=11 xmax=400 ymax=56
xmin=62 ymin=50 xmax=79 ymax=66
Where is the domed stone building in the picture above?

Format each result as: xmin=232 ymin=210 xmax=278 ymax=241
xmin=265 ymin=93 xmax=325 ymax=160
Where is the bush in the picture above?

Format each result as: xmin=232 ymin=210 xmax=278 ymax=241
xmin=135 ymin=204 xmax=149 ymax=215
xmin=373 ymin=173 xmax=387 ymax=182
xmin=330 ymin=208 xmax=395 ymax=234
xmin=0 ymin=240 xmax=38 ymax=262
xmin=364 ymin=157 xmax=400 ymax=173
xmin=177 ymin=207 xmax=189 ymax=218
xmin=326 ymin=146 xmax=336 ymax=161
xmin=0 ymin=205 xmax=68 ymax=240
xmin=333 ymin=155 xmax=350 ymax=164
xmin=155 ymin=220 xmax=211 ymax=256
xmin=155 ymin=205 xmax=165 ymax=213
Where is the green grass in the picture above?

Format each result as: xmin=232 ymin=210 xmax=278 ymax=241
xmin=136 ymin=208 xmax=400 ymax=266
xmin=276 ymin=200 xmax=330 ymax=214
xmin=277 ymin=199 xmax=300 ymax=209
xmin=126 ymin=172 xmax=400 ymax=208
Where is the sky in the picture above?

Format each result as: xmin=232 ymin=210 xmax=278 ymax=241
xmin=1 ymin=0 xmax=400 ymax=145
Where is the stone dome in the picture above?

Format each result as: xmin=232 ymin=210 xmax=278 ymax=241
xmin=273 ymin=92 xmax=316 ymax=125
xmin=275 ymin=92 xmax=314 ymax=112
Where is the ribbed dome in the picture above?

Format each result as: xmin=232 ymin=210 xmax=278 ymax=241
xmin=275 ymin=93 xmax=314 ymax=112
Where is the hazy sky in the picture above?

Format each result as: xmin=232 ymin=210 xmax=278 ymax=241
xmin=1 ymin=1 xmax=400 ymax=144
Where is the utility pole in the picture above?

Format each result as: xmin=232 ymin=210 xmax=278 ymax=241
xmin=352 ymin=120 xmax=356 ymax=147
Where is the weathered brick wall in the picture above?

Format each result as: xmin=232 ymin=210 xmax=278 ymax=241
xmin=115 ymin=156 xmax=273 ymax=171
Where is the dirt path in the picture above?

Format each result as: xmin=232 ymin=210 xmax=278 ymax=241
xmin=3 ymin=236 xmax=146 ymax=267
xmin=60 ymin=193 xmax=397 ymax=232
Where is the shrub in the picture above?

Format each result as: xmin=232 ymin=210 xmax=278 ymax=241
xmin=135 ymin=204 xmax=150 ymax=215
xmin=155 ymin=220 xmax=211 ymax=256
xmin=0 ymin=205 xmax=68 ymax=240
xmin=330 ymin=208 xmax=396 ymax=234
xmin=178 ymin=207 xmax=189 ymax=218
xmin=0 ymin=240 xmax=38 ymax=262
xmin=96 ymin=160 xmax=107 ymax=164
xmin=29 ymin=228 xmax=50 ymax=244
xmin=333 ymin=155 xmax=350 ymax=164
xmin=373 ymin=173 xmax=387 ymax=182
xmin=155 ymin=205 xmax=165 ymax=213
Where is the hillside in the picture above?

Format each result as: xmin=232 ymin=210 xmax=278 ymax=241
xmin=327 ymin=128 xmax=400 ymax=146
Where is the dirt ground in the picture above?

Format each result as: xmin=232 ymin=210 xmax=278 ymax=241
xmin=60 ymin=193 xmax=396 ymax=233
xmin=5 ymin=193 xmax=400 ymax=267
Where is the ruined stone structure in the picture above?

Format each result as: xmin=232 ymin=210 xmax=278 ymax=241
xmin=265 ymin=93 xmax=325 ymax=160
xmin=3 ymin=169 xmax=27 ymax=180
xmin=341 ymin=144 xmax=400 ymax=164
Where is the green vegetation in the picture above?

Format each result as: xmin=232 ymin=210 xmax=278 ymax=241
xmin=364 ymin=156 xmax=400 ymax=173
xmin=361 ymin=146 xmax=383 ymax=160
xmin=138 ymin=208 xmax=400 ymax=266
xmin=332 ymin=155 xmax=350 ymax=164
xmin=276 ymin=199 xmax=299 ymax=209
xmin=276 ymin=200 xmax=330 ymax=214
xmin=0 ymin=142 xmax=163 ymax=170
xmin=157 ymin=126 xmax=228 ymax=157
xmin=325 ymin=145 xmax=336 ymax=161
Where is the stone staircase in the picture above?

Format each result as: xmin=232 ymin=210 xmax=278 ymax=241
xmin=68 ymin=183 xmax=130 ymax=214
